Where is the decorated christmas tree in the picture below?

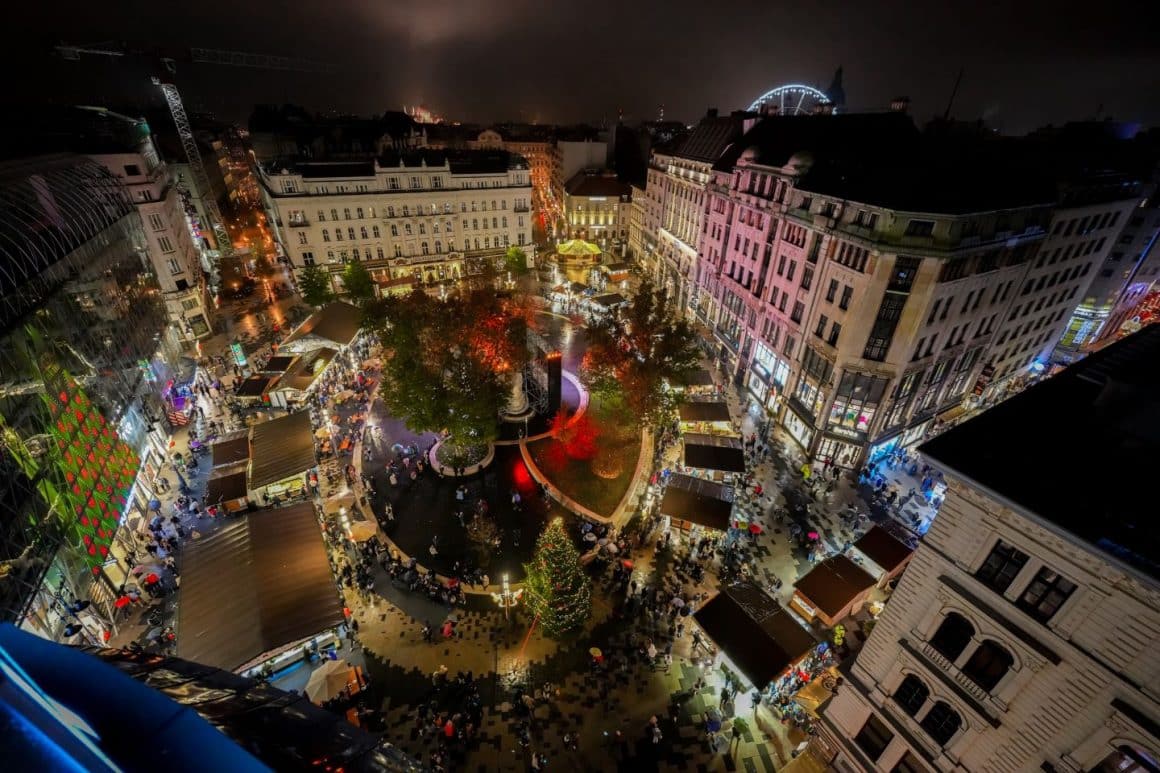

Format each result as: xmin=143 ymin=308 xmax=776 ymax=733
xmin=522 ymin=517 xmax=591 ymax=638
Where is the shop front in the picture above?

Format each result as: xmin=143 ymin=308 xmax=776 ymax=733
xmin=814 ymin=432 xmax=865 ymax=469
xmin=783 ymin=404 xmax=815 ymax=452
xmin=868 ymin=419 xmax=931 ymax=462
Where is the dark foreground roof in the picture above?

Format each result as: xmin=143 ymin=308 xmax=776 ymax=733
xmin=660 ymin=474 xmax=734 ymax=531
xmin=249 ymin=411 xmax=316 ymax=490
xmin=178 ymin=502 xmax=343 ymax=671
xmin=564 ymin=170 xmax=631 ymax=198
xmin=284 ymin=300 xmax=363 ymax=348
xmin=793 ymin=555 xmax=876 ymax=618
xmin=678 ymin=401 xmax=732 ymax=423
xmin=694 ymin=583 xmax=817 ymax=688
xmin=683 ymin=433 xmax=745 ymax=473
xmin=91 ymin=647 xmax=423 ymax=771
xmin=920 ymin=325 xmax=1160 ymax=581
xmin=681 ymin=369 xmax=716 ymax=387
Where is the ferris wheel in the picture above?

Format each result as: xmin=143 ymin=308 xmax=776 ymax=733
xmin=747 ymin=84 xmax=833 ymax=115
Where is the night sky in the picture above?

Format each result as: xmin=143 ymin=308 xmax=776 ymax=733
xmin=8 ymin=0 xmax=1159 ymax=132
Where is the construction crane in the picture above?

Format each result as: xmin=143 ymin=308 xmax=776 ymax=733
xmin=54 ymin=42 xmax=334 ymax=256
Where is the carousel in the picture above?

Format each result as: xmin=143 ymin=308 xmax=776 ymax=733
xmin=555 ymin=238 xmax=602 ymax=265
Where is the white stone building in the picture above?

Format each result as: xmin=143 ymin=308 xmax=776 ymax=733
xmin=813 ymin=327 xmax=1160 ymax=772
xmin=258 ymin=149 xmax=533 ymax=293
xmin=84 ymin=110 xmax=214 ymax=341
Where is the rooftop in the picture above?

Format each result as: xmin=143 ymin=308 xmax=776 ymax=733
xmin=920 ymin=325 xmax=1160 ymax=582
xmin=564 ymin=169 xmax=632 ymax=198
xmin=793 ymin=554 xmax=876 ymax=617
xmin=283 ymin=301 xmax=363 ymax=350
xmin=269 ymin=148 xmax=527 ymax=179
xmin=673 ymin=111 xmax=748 ymax=163
xmin=694 ymin=582 xmax=817 ymax=688
xmin=248 ymin=411 xmax=317 ymax=491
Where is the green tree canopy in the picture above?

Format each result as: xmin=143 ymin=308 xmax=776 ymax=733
xmin=522 ymin=517 xmax=591 ymax=637
xmin=363 ymin=289 xmax=533 ymax=455
xmin=580 ymin=278 xmax=700 ymax=428
xmin=297 ymin=264 xmax=333 ymax=307
xmin=342 ymin=260 xmax=376 ymax=304
xmin=504 ymin=245 xmax=530 ymax=275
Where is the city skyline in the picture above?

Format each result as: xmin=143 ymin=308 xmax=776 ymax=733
xmin=8 ymin=0 xmax=1160 ymax=130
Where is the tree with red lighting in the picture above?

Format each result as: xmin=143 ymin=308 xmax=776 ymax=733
xmin=364 ymin=288 xmax=531 ymax=462
xmin=581 ymin=278 xmax=700 ymax=428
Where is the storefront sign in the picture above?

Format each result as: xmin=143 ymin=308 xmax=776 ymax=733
xmin=230 ymin=342 xmax=247 ymax=367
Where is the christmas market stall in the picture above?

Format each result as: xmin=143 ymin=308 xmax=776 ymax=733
xmin=265 ymin=347 xmax=338 ymax=410
xmin=178 ymin=501 xmax=345 ymax=672
xmin=211 ymin=432 xmax=250 ymax=468
xmin=281 ymin=301 xmax=362 ymax=355
xmin=659 ymin=473 xmax=734 ymax=538
xmin=682 ymin=432 xmax=746 ymax=481
xmin=675 ymin=368 xmax=718 ymax=397
xmin=205 ymin=463 xmax=250 ymax=513
xmin=234 ymin=375 xmax=277 ymax=406
xmin=677 ymin=400 xmax=734 ymax=436
xmin=852 ymin=524 xmax=916 ymax=589
xmin=247 ymin=410 xmax=317 ymax=502
xmin=693 ymin=582 xmax=817 ymax=690
xmin=790 ymin=555 xmax=876 ymax=627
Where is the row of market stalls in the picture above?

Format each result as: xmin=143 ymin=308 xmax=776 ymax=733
xmin=177 ymin=500 xmax=347 ymax=674
xmin=205 ymin=410 xmax=319 ymax=510
xmin=547 ymin=280 xmax=628 ymax=316
xmin=232 ymin=302 xmax=362 ymax=410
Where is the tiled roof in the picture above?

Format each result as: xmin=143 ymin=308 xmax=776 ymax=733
xmin=564 ymin=170 xmax=631 ymax=197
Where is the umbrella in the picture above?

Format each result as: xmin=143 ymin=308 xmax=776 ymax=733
xmin=589 ymin=647 xmax=603 ymax=658
xmin=670 ymin=597 xmax=686 ymax=608
xmin=348 ymin=520 xmax=378 ymax=542
xmin=749 ymin=523 xmax=764 ymax=535
xmin=304 ymin=658 xmax=352 ymax=703
xmin=807 ymin=531 xmax=820 ymax=540
xmin=583 ymin=532 xmax=597 ymax=542
xmin=597 ymin=537 xmax=610 ymax=546
xmin=131 ymin=564 xmax=163 ymax=577
xmin=114 ymin=596 xmax=131 ymax=609
xmin=145 ymin=573 xmax=159 ymax=585
xmin=603 ymin=542 xmax=620 ymax=554
xmin=315 ymin=427 xmax=331 ymax=439
xmin=149 ymin=499 xmax=162 ymax=512
xmin=621 ymin=559 xmax=634 ymax=569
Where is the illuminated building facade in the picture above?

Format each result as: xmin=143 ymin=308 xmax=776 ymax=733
xmin=693 ymin=112 xmax=1146 ymax=469
xmin=561 ymin=169 xmax=631 ymax=253
xmin=813 ymin=328 xmax=1160 ymax=772
xmin=259 ymin=149 xmax=534 ymax=293
xmin=1066 ymin=185 xmax=1160 ymax=354
xmin=0 ymin=154 xmax=176 ymax=643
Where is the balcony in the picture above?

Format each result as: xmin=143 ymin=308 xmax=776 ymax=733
xmin=514 ymin=204 xmax=530 ymax=213
xmin=287 ymin=215 xmax=310 ymax=228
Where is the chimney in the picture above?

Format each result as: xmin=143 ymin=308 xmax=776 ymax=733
xmin=890 ymin=96 xmax=911 ymax=113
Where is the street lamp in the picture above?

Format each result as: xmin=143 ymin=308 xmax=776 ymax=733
xmin=490 ymin=573 xmax=523 ymax=620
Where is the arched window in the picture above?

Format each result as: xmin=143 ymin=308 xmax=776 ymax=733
xmin=962 ymin=641 xmax=1013 ymax=691
xmin=930 ymin=613 xmax=974 ymax=661
xmin=1092 ymin=745 xmax=1160 ymax=773
xmin=919 ymin=702 xmax=961 ymax=746
xmin=893 ymin=675 xmax=930 ymax=717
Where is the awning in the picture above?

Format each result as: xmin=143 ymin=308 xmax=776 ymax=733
xmin=678 ymin=401 xmax=731 ymax=423
xmin=205 ymin=464 xmax=249 ymax=504
xmin=211 ymin=435 xmax=250 ymax=468
xmin=177 ymin=501 xmax=344 ymax=671
xmin=235 ymin=376 xmax=275 ymax=398
xmin=793 ymin=555 xmax=876 ymax=619
xmin=660 ymin=474 xmax=733 ymax=531
xmin=282 ymin=301 xmax=362 ymax=350
xmin=682 ymin=369 xmax=715 ymax=387
xmin=592 ymin=293 xmax=627 ymax=308
xmin=694 ymin=582 xmax=817 ymax=688
xmin=683 ymin=433 xmax=745 ymax=473
xmin=248 ymin=411 xmax=316 ymax=490
xmin=853 ymin=524 xmax=916 ymax=575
